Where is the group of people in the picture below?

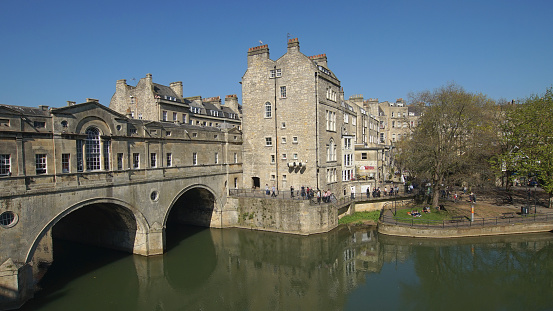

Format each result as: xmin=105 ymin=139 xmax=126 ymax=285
xmin=289 ymin=185 xmax=334 ymax=203
xmin=368 ymin=186 xmax=400 ymax=198
xmin=407 ymin=207 xmax=431 ymax=217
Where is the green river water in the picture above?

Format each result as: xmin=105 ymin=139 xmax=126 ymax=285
xmin=19 ymin=226 xmax=553 ymax=311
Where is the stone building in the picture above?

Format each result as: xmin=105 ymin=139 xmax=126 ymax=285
xmin=110 ymin=73 xmax=242 ymax=130
xmin=0 ymin=100 xmax=242 ymax=180
xmin=241 ymin=38 xmax=349 ymax=195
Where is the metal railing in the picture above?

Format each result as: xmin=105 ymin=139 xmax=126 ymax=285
xmin=228 ymin=188 xmax=414 ymax=207
xmin=381 ymin=212 xmax=553 ymax=228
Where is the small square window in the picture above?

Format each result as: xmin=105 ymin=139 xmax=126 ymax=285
xmin=281 ymin=122 xmax=286 ymax=129
xmin=265 ymin=137 xmax=273 ymax=146
xmin=293 ymin=153 xmax=298 ymax=159
xmin=271 ymin=154 xmax=275 ymax=163
xmin=292 ymin=136 xmax=298 ymax=144
xmin=166 ymin=131 xmax=171 ymax=136
xmin=282 ymin=153 xmax=287 ymax=159
xmin=281 ymin=137 xmax=286 ymax=144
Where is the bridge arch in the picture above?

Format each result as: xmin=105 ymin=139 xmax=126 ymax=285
xmin=25 ymin=197 xmax=149 ymax=263
xmin=164 ymin=184 xmax=221 ymax=229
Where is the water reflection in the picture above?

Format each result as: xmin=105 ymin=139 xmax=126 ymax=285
xmin=20 ymin=226 xmax=553 ymax=311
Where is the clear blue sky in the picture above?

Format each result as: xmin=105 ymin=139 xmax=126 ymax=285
xmin=1 ymin=0 xmax=551 ymax=108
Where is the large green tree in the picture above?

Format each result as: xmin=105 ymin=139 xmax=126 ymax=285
xmin=497 ymin=87 xmax=553 ymax=207
xmin=397 ymin=83 xmax=499 ymax=208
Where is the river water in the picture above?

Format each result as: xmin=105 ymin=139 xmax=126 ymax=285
xmin=20 ymin=226 xmax=553 ymax=311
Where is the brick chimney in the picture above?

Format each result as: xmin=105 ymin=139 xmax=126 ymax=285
xmin=308 ymin=54 xmax=327 ymax=68
xmin=287 ymin=37 xmax=300 ymax=53
xmin=247 ymin=44 xmax=270 ymax=67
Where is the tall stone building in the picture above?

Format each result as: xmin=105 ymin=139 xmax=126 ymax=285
xmin=110 ymin=74 xmax=242 ymax=130
xmin=241 ymin=38 xmax=348 ymax=194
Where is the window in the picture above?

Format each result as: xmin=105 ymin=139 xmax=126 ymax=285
xmin=292 ymin=136 xmax=298 ymax=144
xmin=0 ymin=154 xmax=10 ymax=175
xmin=280 ymin=86 xmax=287 ymax=98
xmin=36 ymin=154 xmax=47 ymax=175
xmin=361 ymin=152 xmax=367 ymax=160
xmin=234 ymin=177 xmax=238 ymax=189
xmin=117 ymin=153 xmax=123 ymax=170
xmin=233 ymin=153 xmax=238 ymax=163
xmin=270 ymin=68 xmax=282 ymax=78
xmin=352 ymin=116 xmax=356 ymax=126
xmin=282 ymin=153 xmax=287 ymax=160
xmin=183 ymin=114 xmax=187 ymax=124
xmin=166 ymin=131 xmax=171 ymax=137
xmin=265 ymin=102 xmax=272 ymax=118
xmin=85 ymin=127 xmax=101 ymax=171
xmin=162 ymin=111 xmax=168 ymax=121
xmin=293 ymin=153 xmax=298 ymax=160
xmin=344 ymin=138 xmax=352 ymax=149
xmin=103 ymin=139 xmax=110 ymax=170
xmin=192 ymin=132 xmax=198 ymax=137
xmin=193 ymin=152 xmax=197 ymax=165
xmin=271 ymin=154 xmax=275 ymax=163
xmin=326 ymin=168 xmax=337 ymax=183
xmin=327 ymin=139 xmax=336 ymax=162
xmin=151 ymin=153 xmax=157 ymax=167
xmin=0 ymin=119 xmax=9 ymax=127
xmin=270 ymin=174 xmax=276 ymax=180
xmin=173 ymin=112 xmax=177 ymax=121
xmin=76 ymin=140 xmax=84 ymax=172
xmin=281 ymin=137 xmax=287 ymax=144
xmin=34 ymin=121 xmax=46 ymax=128
xmin=281 ymin=122 xmax=286 ymax=129
xmin=282 ymin=174 xmax=287 ymax=182
xmin=265 ymin=137 xmax=272 ymax=146
xmin=215 ymin=152 xmax=219 ymax=164
xmin=344 ymin=114 xmax=349 ymax=124
xmin=133 ymin=153 xmax=140 ymax=169
xmin=62 ymin=154 xmax=70 ymax=173
xmin=326 ymin=110 xmax=336 ymax=131
xmin=61 ymin=120 xmax=68 ymax=128
xmin=167 ymin=153 xmax=172 ymax=167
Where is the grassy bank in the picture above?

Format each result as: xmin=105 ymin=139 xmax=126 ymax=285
xmin=339 ymin=211 xmax=381 ymax=225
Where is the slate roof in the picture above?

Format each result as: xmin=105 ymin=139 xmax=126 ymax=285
xmin=0 ymin=104 xmax=50 ymax=117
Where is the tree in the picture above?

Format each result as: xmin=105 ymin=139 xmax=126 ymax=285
xmin=498 ymin=87 xmax=553 ymax=208
xmin=397 ymin=83 xmax=499 ymax=208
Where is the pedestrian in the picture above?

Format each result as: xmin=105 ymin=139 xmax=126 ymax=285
xmin=265 ymin=184 xmax=270 ymax=196
xmin=322 ymin=191 xmax=327 ymax=203
xmin=350 ymin=186 xmax=355 ymax=199
xmin=366 ymin=187 xmax=370 ymax=199
xmin=271 ymin=185 xmax=277 ymax=197
xmin=290 ymin=186 xmax=294 ymax=198
xmin=301 ymin=186 xmax=306 ymax=200
xmin=317 ymin=190 xmax=321 ymax=204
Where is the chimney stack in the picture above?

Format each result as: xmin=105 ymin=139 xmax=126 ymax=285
xmin=287 ymin=38 xmax=300 ymax=53
xmin=170 ymin=81 xmax=183 ymax=98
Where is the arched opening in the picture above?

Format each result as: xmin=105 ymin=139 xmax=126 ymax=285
xmin=28 ymin=202 xmax=142 ymax=300
xmin=165 ymin=187 xmax=216 ymax=250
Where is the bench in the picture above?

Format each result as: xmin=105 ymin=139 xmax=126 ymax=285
xmin=502 ymin=212 xmax=515 ymax=219
xmin=450 ymin=216 xmax=465 ymax=223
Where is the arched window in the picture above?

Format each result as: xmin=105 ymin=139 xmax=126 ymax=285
xmin=264 ymin=102 xmax=272 ymax=118
xmin=327 ymin=138 xmax=336 ymax=162
xmin=85 ymin=127 xmax=101 ymax=170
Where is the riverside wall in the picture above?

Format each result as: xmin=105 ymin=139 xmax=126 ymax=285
xmin=378 ymin=221 xmax=553 ymax=238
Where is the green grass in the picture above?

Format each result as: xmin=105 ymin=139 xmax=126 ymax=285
xmin=339 ymin=211 xmax=381 ymax=225
xmin=393 ymin=207 xmax=454 ymax=223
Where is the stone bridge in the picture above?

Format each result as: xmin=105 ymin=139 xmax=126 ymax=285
xmin=0 ymin=164 xmax=241 ymax=309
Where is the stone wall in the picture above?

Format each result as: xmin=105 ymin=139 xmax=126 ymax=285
xmin=232 ymin=197 xmax=338 ymax=235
